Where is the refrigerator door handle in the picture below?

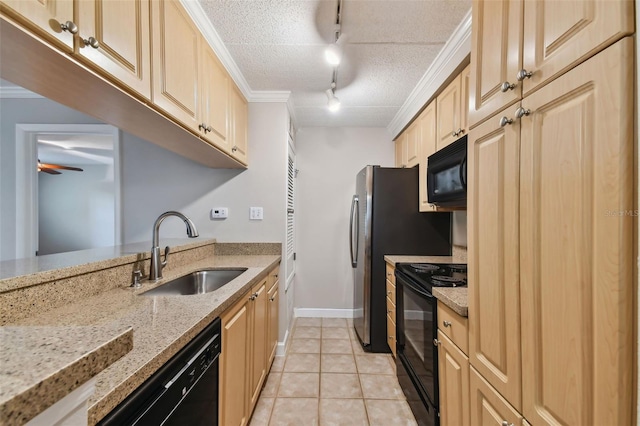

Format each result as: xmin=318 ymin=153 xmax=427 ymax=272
xmin=349 ymin=195 xmax=359 ymax=267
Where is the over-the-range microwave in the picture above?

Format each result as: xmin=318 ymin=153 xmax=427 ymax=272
xmin=426 ymin=135 xmax=467 ymax=208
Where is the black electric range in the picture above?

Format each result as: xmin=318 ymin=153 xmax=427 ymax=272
xmin=394 ymin=262 xmax=467 ymax=426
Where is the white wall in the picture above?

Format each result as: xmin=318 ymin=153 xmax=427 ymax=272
xmin=294 ymin=127 xmax=394 ymax=312
xmin=38 ymin=164 xmax=115 ymax=255
xmin=0 ymin=98 xmax=101 ymax=260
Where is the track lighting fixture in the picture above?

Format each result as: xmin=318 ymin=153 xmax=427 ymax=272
xmin=325 ymin=34 xmax=343 ymax=66
xmin=326 ymin=79 xmax=340 ymax=112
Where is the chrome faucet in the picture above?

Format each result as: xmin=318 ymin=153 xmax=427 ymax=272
xmin=149 ymin=211 xmax=199 ymax=281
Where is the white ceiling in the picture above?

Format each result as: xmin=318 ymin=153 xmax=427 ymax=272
xmin=198 ymin=0 xmax=471 ymax=128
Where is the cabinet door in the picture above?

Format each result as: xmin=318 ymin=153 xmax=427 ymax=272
xmin=436 ymin=74 xmax=461 ymax=150
xmin=77 ymin=0 xmax=151 ymax=99
xmin=438 ymin=332 xmax=469 ymax=426
xmin=406 ymin=121 xmax=420 ymax=168
xmin=459 ymin=64 xmax=470 ymax=136
xmin=521 ymin=0 xmax=634 ymax=95
xmin=395 ymin=133 xmax=407 ymax=168
xmin=220 ymin=296 xmax=250 ymax=426
xmin=200 ymin=42 xmax=230 ymax=152
xmin=249 ymin=279 xmax=268 ymax=410
xmin=418 ymin=101 xmax=437 ymax=212
xmin=468 ymin=105 xmax=521 ymax=410
xmin=469 ymin=0 xmax=523 ymax=129
xmin=386 ymin=313 xmax=396 ymax=358
xmin=1 ymin=0 xmax=74 ymax=51
xmin=267 ymin=276 xmax=279 ymax=367
xmin=229 ymin=84 xmax=248 ymax=164
xmin=470 ymin=367 xmax=522 ymax=426
xmin=151 ymin=0 xmax=200 ymax=132
xmin=519 ymin=38 xmax=634 ymax=426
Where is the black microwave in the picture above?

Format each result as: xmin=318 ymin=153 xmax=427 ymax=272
xmin=426 ymin=135 xmax=467 ymax=207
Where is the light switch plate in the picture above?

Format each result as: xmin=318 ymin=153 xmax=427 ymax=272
xmin=250 ymin=207 xmax=263 ymax=220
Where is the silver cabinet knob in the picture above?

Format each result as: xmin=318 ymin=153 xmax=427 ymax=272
xmin=198 ymin=123 xmax=206 ymax=131
xmin=515 ymin=107 xmax=531 ymax=118
xmin=516 ymin=69 xmax=533 ymax=81
xmin=457 ymin=128 xmax=464 ymax=136
xmin=501 ymin=421 xmax=514 ymax=426
xmin=269 ymin=296 xmax=276 ymax=302
xmin=452 ymin=130 xmax=458 ymax=137
xmin=501 ymin=81 xmax=516 ymax=92
xmin=83 ymin=36 xmax=100 ymax=49
xmin=249 ymin=295 xmax=255 ymax=301
xmin=206 ymin=125 xmax=212 ymax=133
xmin=499 ymin=116 xmax=513 ymax=127
xmin=60 ymin=21 xmax=78 ymax=34
xmin=232 ymin=146 xmax=238 ymax=153
xmin=433 ymin=339 xmax=441 ymax=346
xmin=443 ymin=320 xmax=452 ymax=327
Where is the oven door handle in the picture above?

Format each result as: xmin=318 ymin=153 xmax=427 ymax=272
xmin=396 ymin=272 xmax=434 ymax=300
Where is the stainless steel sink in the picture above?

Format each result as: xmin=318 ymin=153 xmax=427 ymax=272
xmin=140 ymin=268 xmax=247 ymax=296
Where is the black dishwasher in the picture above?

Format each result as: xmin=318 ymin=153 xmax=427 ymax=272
xmin=99 ymin=317 xmax=221 ymax=426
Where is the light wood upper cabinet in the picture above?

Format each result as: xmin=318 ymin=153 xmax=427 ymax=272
xmin=468 ymin=0 xmax=523 ymax=129
xmin=470 ymin=367 xmax=523 ymax=426
xmin=519 ymin=38 xmax=634 ymax=426
xmin=468 ymin=104 xmax=522 ymax=411
xmin=200 ymin=42 xmax=230 ymax=151
xmin=459 ymin=64 xmax=470 ymax=134
xmin=395 ymin=137 xmax=405 ymax=168
xmin=220 ymin=295 xmax=250 ymax=426
xmin=0 ymin=0 xmax=75 ymax=51
xmin=436 ymin=73 xmax=462 ymax=151
xmin=76 ymin=0 xmax=151 ymax=99
xmin=418 ymin=101 xmax=437 ymax=212
xmin=521 ymin=0 xmax=634 ymax=96
xmin=406 ymin=121 xmax=420 ymax=168
xmin=438 ymin=331 xmax=470 ymax=426
xmin=230 ymin=84 xmax=248 ymax=164
xmin=151 ymin=0 xmax=200 ymax=132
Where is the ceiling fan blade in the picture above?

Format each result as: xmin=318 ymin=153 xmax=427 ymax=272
xmin=39 ymin=167 xmax=61 ymax=175
xmin=38 ymin=163 xmax=84 ymax=172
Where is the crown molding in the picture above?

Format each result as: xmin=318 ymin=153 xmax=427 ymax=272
xmin=180 ymin=0 xmax=253 ymax=100
xmin=387 ymin=8 xmax=472 ymax=139
xmin=0 ymin=85 xmax=43 ymax=99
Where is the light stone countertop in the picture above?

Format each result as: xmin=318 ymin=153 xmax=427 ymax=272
xmin=2 ymin=251 xmax=280 ymax=425
xmin=384 ymin=254 xmax=468 ymax=317
xmin=0 ymin=325 xmax=133 ymax=425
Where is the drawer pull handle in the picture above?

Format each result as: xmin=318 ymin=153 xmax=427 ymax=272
xmin=433 ymin=339 xmax=441 ymax=346
xmin=443 ymin=320 xmax=452 ymax=327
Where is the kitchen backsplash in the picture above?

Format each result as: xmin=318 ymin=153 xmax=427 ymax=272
xmin=452 ymin=211 xmax=467 ymax=247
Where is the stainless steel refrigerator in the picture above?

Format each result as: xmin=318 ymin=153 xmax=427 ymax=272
xmin=350 ymin=166 xmax=451 ymax=352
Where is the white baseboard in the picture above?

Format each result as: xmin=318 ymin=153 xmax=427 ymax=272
xmin=275 ymin=329 xmax=289 ymax=357
xmin=294 ymin=308 xmax=355 ymax=318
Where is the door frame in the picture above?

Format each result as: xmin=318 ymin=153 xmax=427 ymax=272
xmin=14 ymin=123 xmax=122 ymax=259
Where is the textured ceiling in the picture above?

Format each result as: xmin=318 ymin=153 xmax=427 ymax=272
xmin=198 ymin=0 xmax=471 ymax=128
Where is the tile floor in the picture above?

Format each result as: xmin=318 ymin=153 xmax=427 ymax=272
xmin=248 ymin=317 xmax=418 ymax=426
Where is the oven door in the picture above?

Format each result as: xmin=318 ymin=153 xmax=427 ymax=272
xmin=395 ymin=270 xmax=439 ymax=425
xmin=427 ymin=135 xmax=467 ymax=208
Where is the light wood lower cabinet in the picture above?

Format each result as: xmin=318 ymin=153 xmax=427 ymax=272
xmin=469 ymin=366 xmax=522 ymax=426
xmin=267 ymin=267 xmax=279 ymax=367
xmin=438 ymin=331 xmax=469 ymax=426
xmin=220 ymin=265 xmax=281 ymax=426
xmin=220 ymin=295 xmax=250 ymax=426
xmin=385 ymin=261 xmax=396 ymax=357
xmin=248 ymin=277 xmax=268 ymax=410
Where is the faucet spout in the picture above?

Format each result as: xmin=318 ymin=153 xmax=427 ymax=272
xmin=149 ymin=211 xmax=199 ymax=281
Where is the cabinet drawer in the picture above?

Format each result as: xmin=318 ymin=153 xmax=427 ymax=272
xmin=387 ymin=314 xmax=396 ymax=357
xmin=386 ymin=279 xmax=396 ymax=305
xmin=438 ymin=302 xmax=468 ymax=355
xmin=469 ymin=367 xmax=522 ymax=426
xmin=385 ymin=262 xmax=395 ymax=285
xmin=386 ymin=296 xmax=396 ymax=323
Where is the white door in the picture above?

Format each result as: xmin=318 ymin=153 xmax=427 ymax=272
xmin=285 ymin=135 xmax=296 ymax=285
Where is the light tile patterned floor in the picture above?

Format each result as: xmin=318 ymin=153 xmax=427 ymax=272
xmin=249 ymin=317 xmax=418 ymax=426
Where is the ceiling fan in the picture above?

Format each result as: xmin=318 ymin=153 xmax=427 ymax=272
xmin=37 ymin=159 xmax=84 ymax=175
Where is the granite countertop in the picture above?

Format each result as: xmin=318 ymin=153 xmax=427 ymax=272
xmin=384 ymin=254 xmax=468 ymax=317
xmin=0 ymin=325 xmax=133 ymax=425
xmin=2 ymin=251 xmax=280 ymax=425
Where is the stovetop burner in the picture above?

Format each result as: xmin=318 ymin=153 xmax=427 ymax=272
xmin=396 ymin=262 xmax=468 ymax=290
xmin=431 ymin=275 xmax=466 ymax=287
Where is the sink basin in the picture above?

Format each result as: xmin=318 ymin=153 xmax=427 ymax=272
xmin=141 ymin=268 xmax=247 ymax=296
